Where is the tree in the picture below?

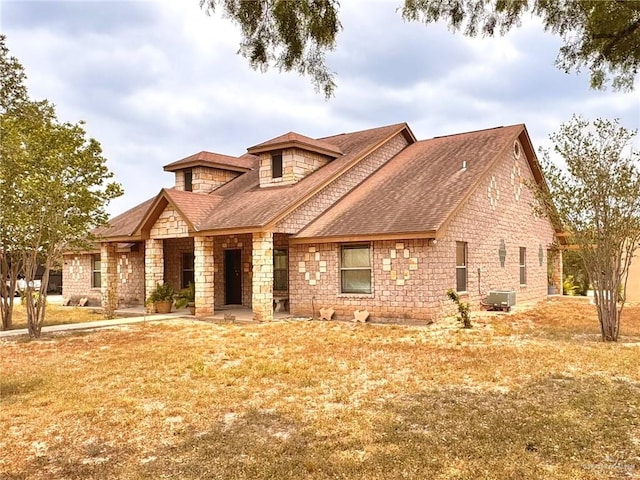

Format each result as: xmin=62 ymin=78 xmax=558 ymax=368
xmin=0 ymin=34 xmax=28 ymax=330
xmin=200 ymin=0 xmax=640 ymax=97
xmin=534 ymin=116 xmax=640 ymax=342
xmin=0 ymin=35 xmax=123 ymax=336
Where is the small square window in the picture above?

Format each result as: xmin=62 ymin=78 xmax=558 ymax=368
xmin=271 ymin=152 xmax=283 ymax=179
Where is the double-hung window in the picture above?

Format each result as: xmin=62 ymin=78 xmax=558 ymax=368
xmin=182 ymin=252 xmax=195 ymax=288
xmin=92 ymin=254 xmax=101 ymax=288
xmin=519 ymin=247 xmax=527 ymax=285
xmin=274 ymin=249 xmax=288 ymax=291
xmin=456 ymin=241 xmax=467 ymax=292
xmin=340 ymin=244 xmax=371 ymax=294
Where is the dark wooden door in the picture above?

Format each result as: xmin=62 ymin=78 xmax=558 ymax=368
xmin=224 ymin=249 xmax=242 ymax=304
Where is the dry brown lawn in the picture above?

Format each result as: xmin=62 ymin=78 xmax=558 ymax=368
xmin=1 ymin=299 xmax=639 ymax=479
xmin=7 ymin=303 xmax=104 ymax=330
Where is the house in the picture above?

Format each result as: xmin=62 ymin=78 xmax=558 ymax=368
xmin=62 ymin=122 xmax=562 ymax=322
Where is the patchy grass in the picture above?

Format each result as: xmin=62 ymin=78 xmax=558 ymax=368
xmin=7 ymin=303 xmax=103 ymax=330
xmin=1 ymin=300 xmax=639 ymax=479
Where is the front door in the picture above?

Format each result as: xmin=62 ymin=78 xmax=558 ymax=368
xmin=224 ymin=249 xmax=242 ymax=304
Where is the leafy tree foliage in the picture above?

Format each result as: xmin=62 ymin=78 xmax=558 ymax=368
xmin=201 ymin=0 xmax=640 ymax=96
xmin=0 ymin=35 xmax=123 ymax=336
xmin=402 ymin=0 xmax=640 ymax=91
xmin=200 ymin=0 xmax=341 ymax=97
xmin=534 ymin=116 xmax=640 ymax=342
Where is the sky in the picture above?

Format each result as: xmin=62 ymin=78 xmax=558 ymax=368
xmin=2 ymin=0 xmax=639 ymax=217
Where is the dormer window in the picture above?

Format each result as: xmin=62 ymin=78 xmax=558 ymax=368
xmin=271 ymin=151 xmax=283 ymax=179
xmin=184 ymin=169 xmax=193 ymax=192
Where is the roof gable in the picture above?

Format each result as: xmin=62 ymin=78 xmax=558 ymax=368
xmin=294 ymin=125 xmax=529 ymax=240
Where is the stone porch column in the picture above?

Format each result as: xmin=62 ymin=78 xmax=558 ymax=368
xmin=101 ymin=243 xmax=118 ymax=314
xmin=252 ymin=231 xmax=274 ymax=322
xmin=194 ymin=236 xmax=214 ymax=316
xmin=145 ymin=238 xmax=164 ymax=301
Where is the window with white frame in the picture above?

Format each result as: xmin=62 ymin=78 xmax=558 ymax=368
xmin=92 ymin=254 xmax=101 ymax=288
xmin=519 ymin=247 xmax=527 ymax=285
xmin=456 ymin=241 xmax=467 ymax=292
xmin=340 ymin=244 xmax=372 ymax=294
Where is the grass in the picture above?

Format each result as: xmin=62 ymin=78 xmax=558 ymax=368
xmin=5 ymin=302 xmax=104 ymax=330
xmin=1 ymin=299 xmax=639 ymax=479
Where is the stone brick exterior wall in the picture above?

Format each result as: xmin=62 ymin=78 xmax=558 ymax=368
xmin=289 ymin=139 xmax=556 ymax=322
xmin=175 ymin=167 xmax=241 ymax=193
xmin=195 ymin=236 xmax=214 ymax=315
xmin=259 ymin=149 xmax=331 ymax=188
xmin=276 ymin=133 xmax=410 ymax=233
xmin=62 ymin=247 xmax=144 ymax=307
xmin=193 ymin=167 xmax=240 ymax=193
xmin=163 ymin=237 xmax=195 ymax=291
xmin=252 ymin=231 xmax=273 ymax=321
xmin=150 ymin=205 xmax=189 ymax=239
xmin=62 ymin=253 xmax=101 ymax=305
xmin=116 ymin=249 xmax=145 ymax=306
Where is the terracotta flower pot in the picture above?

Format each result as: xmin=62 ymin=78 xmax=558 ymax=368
xmin=155 ymin=300 xmax=173 ymax=314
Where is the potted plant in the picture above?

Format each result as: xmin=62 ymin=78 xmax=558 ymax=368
xmin=175 ymin=282 xmax=195 ymax=315
xmin=146 ymin=283 xmax=175 ymax=314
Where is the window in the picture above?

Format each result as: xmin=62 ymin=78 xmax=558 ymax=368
xmin=340 ymin=244 xmax=371 ymax=294
xmin=271 ymin=151 xmax=283 ymax=179
xmin=182 ymin=252 xmax=195 ymax=288
xmin=519 ymin=247 xmax=527 ymax=285
xmin=274 ymin=249 xmax=288 ymax=291
xmin=92 ymin=254 xmax=101 ymax=288
xmin=184 ymin=169 xmax=193 ymax=192
xmin=456 ymin=241 xmax=467 ymax=292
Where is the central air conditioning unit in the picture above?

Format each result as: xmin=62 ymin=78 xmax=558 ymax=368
xmin=486 ymin=290 xmax=516 ymax=311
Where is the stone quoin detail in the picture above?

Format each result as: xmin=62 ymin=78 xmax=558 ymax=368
xmin=381 ymin=242 xmax=419 ymax=286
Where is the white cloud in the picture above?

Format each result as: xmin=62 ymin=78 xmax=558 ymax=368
xmin=3 ymin=0 xmax=638 ymax=217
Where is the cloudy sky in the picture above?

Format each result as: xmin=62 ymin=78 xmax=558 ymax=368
xmin=3 ymin=0 xmax=638 ymax=216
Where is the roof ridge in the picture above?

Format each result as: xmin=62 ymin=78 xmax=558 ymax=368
xmin=316 ymin=122 xmax=408 ymax=141
xmin=429 ymin=123 xmax=524 ymax=141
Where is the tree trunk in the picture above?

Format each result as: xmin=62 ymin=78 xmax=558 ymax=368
xmin=595 ymin=286 xmax=620 ymax=342
xmin=0 ymin=255 xmax=19 ymax=330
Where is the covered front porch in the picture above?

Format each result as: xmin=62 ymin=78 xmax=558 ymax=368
xmin=100 ymin=230 xmax=290 ymax=322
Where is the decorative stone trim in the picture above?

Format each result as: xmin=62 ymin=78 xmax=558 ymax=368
xmin=298 ymin=246 xmax=325 ymax=286
xmin=381 ymin=242 xmax=419 ymax=286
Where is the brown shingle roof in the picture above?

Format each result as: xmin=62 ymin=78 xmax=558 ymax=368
xmin=96 ymin=122 xmax=431 ymax=239
xmin=247 ymin=132 xmax=343 ymax=157
xmin=195 ymin=123 xmax=411 ymax=231
xmin=94 ymin=197 xmax=155 ymax=239
xmin=163 ymin=151 xmax=256 ymax=172
xmin=295 ymin=125 xmax=526 ymax=239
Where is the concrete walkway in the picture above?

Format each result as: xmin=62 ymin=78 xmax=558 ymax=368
xmin=0 ymin=311 xmax=189 ymax=339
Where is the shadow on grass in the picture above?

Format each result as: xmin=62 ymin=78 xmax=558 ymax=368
xmin=0 ymin=378 xmax=45 ymax=400
xmin=10 ymin=375 xmax=640 ymax=480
